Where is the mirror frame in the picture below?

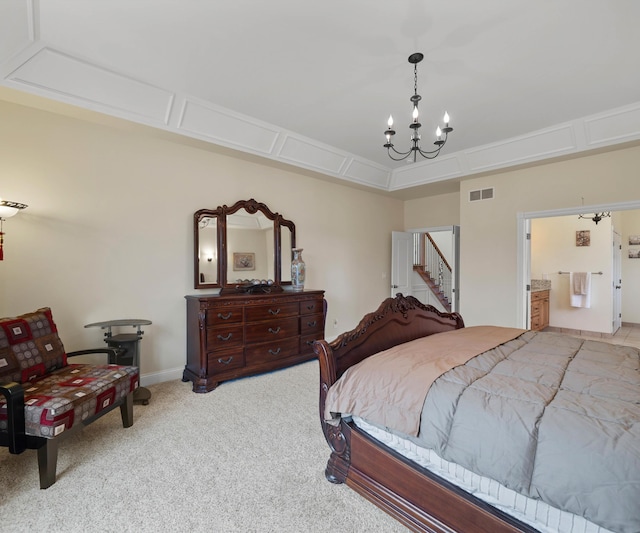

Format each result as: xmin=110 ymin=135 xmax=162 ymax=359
xmin=194 ymin=199 xmax=296 ymax=291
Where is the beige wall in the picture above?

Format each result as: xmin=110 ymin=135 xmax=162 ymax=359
xmin=459 ymin=146 xmax=640 ymax=327
xmin=0 ymin=100 xmax=403 ymax=384
xmin=404 ymin=191 xmax=460 ymax=229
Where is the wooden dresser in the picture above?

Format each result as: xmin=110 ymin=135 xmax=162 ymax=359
xmin=530 ymin=289 xmax=550 ymax=331
xmin=183 ymin=290 xmax=325 ymax=392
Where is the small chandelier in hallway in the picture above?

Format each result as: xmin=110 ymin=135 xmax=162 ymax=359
xmin=578 ymin=198 xmax=611 ymax=225
xmin=383 ymin=53 xmax=453 ymax=163
xmin=579 ymin=212 xmax=611 ymax=225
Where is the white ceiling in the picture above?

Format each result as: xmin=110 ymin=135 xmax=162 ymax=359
xmin=1 ymin=1 xmax=640 ymax=195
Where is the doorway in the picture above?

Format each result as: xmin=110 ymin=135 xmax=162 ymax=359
xmin=517 ymin=201 xmax=640 ymax=332
xmin=392 ymin=226 xmax=460 ymax=313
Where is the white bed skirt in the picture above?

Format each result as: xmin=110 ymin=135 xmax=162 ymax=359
xmin=353 ymin=416 xmax=612 ymax=533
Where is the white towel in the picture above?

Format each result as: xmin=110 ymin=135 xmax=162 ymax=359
xmin=569 ymin=272 xmax=591 ymax=308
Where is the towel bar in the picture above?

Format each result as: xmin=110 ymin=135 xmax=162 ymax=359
xmin=558 ymin=271 xmax=602 ymax=275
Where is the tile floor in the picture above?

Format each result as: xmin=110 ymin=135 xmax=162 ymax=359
xmin=571 ymin=324 xmax=640 ymax=349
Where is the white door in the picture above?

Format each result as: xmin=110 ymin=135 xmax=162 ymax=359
xmin=391 ymin=231 xmax=412 ymax=297
xmin=613 ymin=230 xmax=622 ymax=333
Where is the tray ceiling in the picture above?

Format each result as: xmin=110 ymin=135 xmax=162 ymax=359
xmin=1 ymin=1 xmax=639 ymax=196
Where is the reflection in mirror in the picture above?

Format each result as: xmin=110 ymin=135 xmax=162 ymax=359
xmin=198 ymin=217 xmax=218 ymax=285
xmin=226 ymin=210 xmax=274 ymax=283
xmin=281 ymin=226 xmax=292 ymax=282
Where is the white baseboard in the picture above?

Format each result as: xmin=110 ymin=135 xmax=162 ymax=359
xmin=140 ymin=366 xmax=184 ymax=387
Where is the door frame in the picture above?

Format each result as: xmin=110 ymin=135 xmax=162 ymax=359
xmin=517 ymin=200 xmax=640 ymax=329
xmin=612 ymin=229 xmax=622 ymax=333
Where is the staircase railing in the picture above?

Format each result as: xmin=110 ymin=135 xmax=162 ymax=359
xmin=413 ymin=233 xmax=452 ymax=310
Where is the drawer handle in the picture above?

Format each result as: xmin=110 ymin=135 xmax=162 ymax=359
xmin=268 ymin=308 xmax=281 ymax=315
xmin=217 ymin=312 xmax=233 ymax=320
xmin=306 ymin=339 xmax=314 ymax=346
xmin=307 ymin=320 xmax=317 ymax=327
xmin=217 ymin=333 xmax=233 ymax=341
xmin=217 ymin=356 xmax=234 ymax=365
xmin=268 ymin=326 xmax=281 ymax=334
xmin=306 ymin=304 xmax=315 ymax=311
xmin=268 ymin=348 xmax=281 ymax=356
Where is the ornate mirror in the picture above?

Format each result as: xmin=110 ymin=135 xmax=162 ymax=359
xmin=194 ymin=199 xmax=296 ymax=292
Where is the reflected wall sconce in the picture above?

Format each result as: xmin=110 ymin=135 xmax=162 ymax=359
xmin=0 ymin=199 xmax=28 ymax=260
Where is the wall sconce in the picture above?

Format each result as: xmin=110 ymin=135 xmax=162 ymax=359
xmin=0 ymin=199 xmax=28 ymax=261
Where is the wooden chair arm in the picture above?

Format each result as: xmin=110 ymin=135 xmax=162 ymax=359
xmin=0 ymin=381 xmax=27 ymax=454
xmin=67 ymin=348 xmax=120 ymax=364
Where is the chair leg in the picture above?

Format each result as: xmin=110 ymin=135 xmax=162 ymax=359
xmin=37 ymin=439 xmax=59 ymax=489
xmin=120 ymin=391 xmax=134 ymax=428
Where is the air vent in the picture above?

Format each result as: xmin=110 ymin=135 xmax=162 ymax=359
xmin=469 ymin=187 xmax=494 ymax=202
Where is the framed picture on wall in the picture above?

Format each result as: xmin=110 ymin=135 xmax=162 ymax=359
xmin=629 ymin=248 xmax=640 ymax=259
xmin=576 ymin=230 xmax=590 ymax=247
xmin=233 ymin=252 xmax=255 ymax=271
xmin=629 ymin=235 xmax=640 ymax=245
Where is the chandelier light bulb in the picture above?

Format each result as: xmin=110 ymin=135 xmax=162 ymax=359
xmin=412 ymin=106 xmax=419 ymax=121
xmin=443 ymin=111 xmax=450 ymax=126
xmin=436 ymin=126 xmax=442 ymax=139
xmin=388 ymin=115 xmax=394 ymax=128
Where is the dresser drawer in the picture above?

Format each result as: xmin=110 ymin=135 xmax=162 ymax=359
xmin=245 ymin=302 xmax=299 ymax=322
xmin=245 ymin=317 xmax=298 ymax=344
xmin=245 ymin=336 xmax=300 ymax=365
xmin=208 ymin=349 xmax=245 ymax=374
xmin=301 ymin=312 xmax=324 ymax=336
xmin=206 ymin=325 xmax=244 ymax=349
xmin=300 ymin=333 xmax=321 ymax=355
xmin=300 ymin=298 xmax=323 ymax=316
xmin=207 ymin=307 xmax=244 ymax=326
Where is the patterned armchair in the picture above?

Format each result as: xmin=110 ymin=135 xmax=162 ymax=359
xmin=0 ymin=308 xmax=139 ymax=488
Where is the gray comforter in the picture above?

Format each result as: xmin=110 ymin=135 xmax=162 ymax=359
xmin=417 ymin=331 xmax=639 ymax=533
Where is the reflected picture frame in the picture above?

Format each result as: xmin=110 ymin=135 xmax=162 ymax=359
xmin=233 ymin=252 xmax=255 ymax=271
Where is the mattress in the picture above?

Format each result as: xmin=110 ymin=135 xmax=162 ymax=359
xmin=353 ymin=416 xmax=613 ymax=533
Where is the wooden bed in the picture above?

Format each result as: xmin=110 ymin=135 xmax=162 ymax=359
xmin=313 ymin=293 xmax=622 ymax=533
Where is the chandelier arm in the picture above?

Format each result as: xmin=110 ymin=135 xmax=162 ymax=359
xmin=416 ymin=147 xmax=443 ymax=159
xmin=386 ymin=148 xmax=414 ymax=162
xmin=415 ymin=134 xmax=449 ymax=157
xmin=389 ymin=145 xmax=414 ymax=157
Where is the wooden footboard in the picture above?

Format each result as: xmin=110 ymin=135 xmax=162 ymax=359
xmin=313 ymin=294 xmax=534 ymax=533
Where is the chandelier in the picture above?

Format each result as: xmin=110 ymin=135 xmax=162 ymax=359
xmin=384 ymin=53 xmax=453 ymax=162
xmin=577 ymin=198 xmax=611 ymax=225
xmin=578 ymin=212 xmax=611 ymax=225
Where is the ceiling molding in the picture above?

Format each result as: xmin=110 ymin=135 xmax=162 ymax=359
xmin=1 ymin=4 xmax=639 ymax=194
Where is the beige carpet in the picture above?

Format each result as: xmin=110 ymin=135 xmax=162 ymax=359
xmin=1 ymin=360 xmax=407 ymax=532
